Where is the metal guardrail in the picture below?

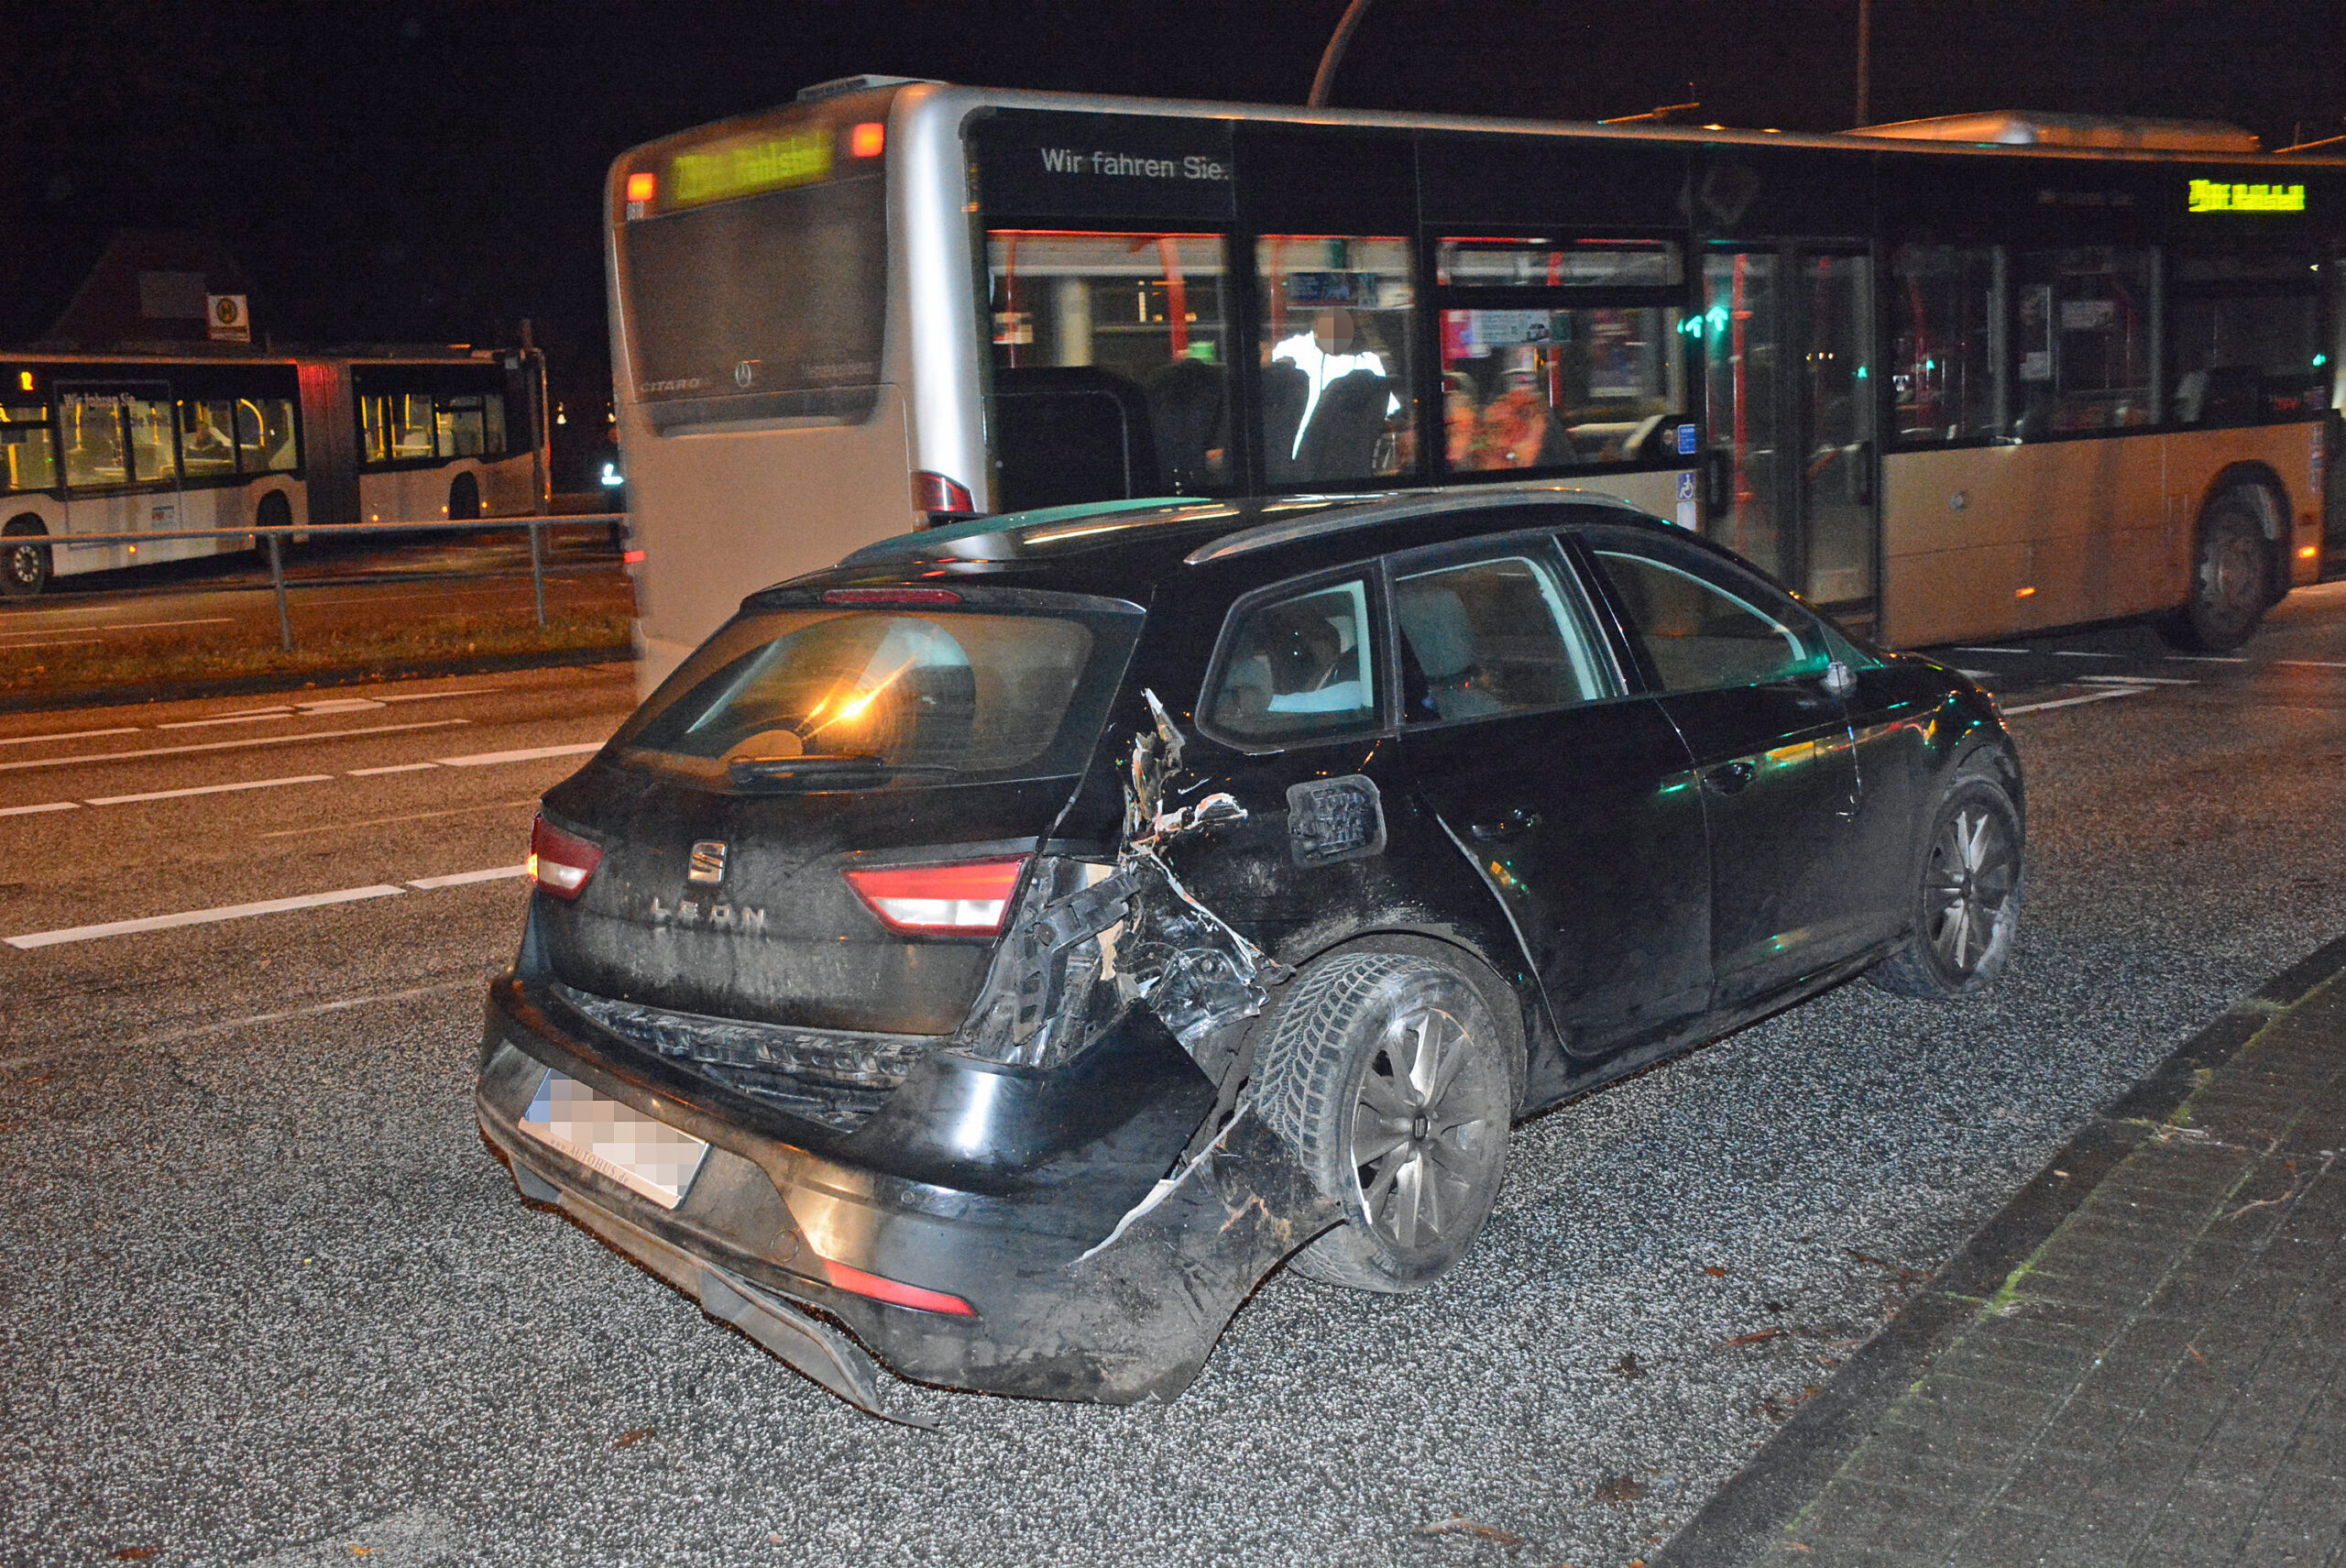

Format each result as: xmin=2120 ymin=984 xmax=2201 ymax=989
xmin=16 ymin=513 xmax=629 ymax=652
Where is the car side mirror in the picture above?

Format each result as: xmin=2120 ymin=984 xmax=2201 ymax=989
xmin=1824 ymin=660 xmax=1858 ymax=699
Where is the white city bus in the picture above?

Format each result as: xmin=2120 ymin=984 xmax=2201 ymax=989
xmin=0 ymin=347 xmax=547 ymax=597
xmin=607 ymin=80 xmax=2346 ymax=687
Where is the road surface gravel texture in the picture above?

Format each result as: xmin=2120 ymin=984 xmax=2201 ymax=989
xmin=2 ymin=587 xmax=2344 ymax=1567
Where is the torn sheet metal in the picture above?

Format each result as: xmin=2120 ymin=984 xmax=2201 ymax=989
xmin=954 ymin=692 xmax=1288 ymax=1071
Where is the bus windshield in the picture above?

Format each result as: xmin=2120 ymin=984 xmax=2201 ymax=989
xmin=619 ymin=126 xmax=887 ymax=432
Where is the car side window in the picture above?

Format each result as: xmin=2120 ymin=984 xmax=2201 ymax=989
xmin=1202 ymin=576 xmax=1381 ymax=743
xmin=1589 ymin=542 xmax=1829 ymax=693
xmin=1393 ymin=549 xmax=1613 ymax=724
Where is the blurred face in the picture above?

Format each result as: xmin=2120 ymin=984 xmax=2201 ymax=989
xmin=1310 ymin=308 xmax=1357 ymax=356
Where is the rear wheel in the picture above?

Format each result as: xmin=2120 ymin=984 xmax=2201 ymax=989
xmin=1868 ymin=770 xmax=2023 ymax=1001
xmin=1254 ymin=952 xmax=1511 ymax=1293
xmin=2163 ymin=490 xmax=2272 ymax=652
xmin=2 ymin=516 xmax=50 ymax=598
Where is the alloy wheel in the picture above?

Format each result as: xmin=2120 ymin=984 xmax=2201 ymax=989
xmin=1348 ymin=1005 xmax=1498 ymax=1251
xmin=1924 ymin=806 xmax=2018 ymax=976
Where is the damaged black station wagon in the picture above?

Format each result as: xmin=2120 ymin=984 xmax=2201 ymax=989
xmin=476 ymin=486 xmax=2023 ymax=1423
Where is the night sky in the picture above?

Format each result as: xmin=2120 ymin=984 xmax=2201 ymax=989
xmin=5 ymin=0 xmax=2341 ymax=426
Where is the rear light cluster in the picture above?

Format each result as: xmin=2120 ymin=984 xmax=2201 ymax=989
xmin=527 ymin=814 xmax=604 ymax=901
xmin=817 ymin=1256 xmax=973 ymax=1316
xmin=912 ymin=470 xmax=977 ymax=519
xmin=842 ymin=856 xmax=1026 ymax=937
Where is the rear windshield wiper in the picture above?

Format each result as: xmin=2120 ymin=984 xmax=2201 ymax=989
xmin=725 ymin=754 xmax=959 ymax=788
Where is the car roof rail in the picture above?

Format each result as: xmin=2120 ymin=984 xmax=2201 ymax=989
xmin=1181 ymin=483 xmax=1646 ymax=567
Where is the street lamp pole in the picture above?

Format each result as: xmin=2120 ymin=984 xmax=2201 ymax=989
xmin=1309 ymin=0 xmax=1375 ymax=108
xmin=1854 ymin=0 xmax=1873 ymax=126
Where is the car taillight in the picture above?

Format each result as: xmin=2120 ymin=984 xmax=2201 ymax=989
xmin=842 ymin=856 xmax=1027 ymax=937
xmin=818 ymin=1257 xmax=974 ymax=1316
xmin=526 ymin=814 xmax=604 ymax=901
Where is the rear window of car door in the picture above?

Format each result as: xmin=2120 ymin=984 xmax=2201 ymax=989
xmin=1582 ymin=532 xmax=1831 ymax=692
xmin=1201 ymin=572 xmax=1383 ymax=745
xmin=1389 ymin=541 xmax=1617 ymax=725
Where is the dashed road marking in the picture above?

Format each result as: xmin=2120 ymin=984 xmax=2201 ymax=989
xmin=436 ymin=741 xmax=603 ymax=767
xmin=0 ymin=801 xmax=79 ymax=817
xmin=2077 ymin=674 xmax=2195 ymax=685
xmin=1954 ymin=646 xmax=2030 ymax=654
xmin=2002 ymin=687 xmax=2151 ymax=715
xmin=85 ymin=773 xmax=334 ymax=807
xmin=408 ymin=864 xmax=525 ymax=889
xmin=2165 ymin=654 xmax=2249 ymax=663
xmin=2050 ymin=649 xmax=2121 ymax=659
xmin=0 ymin=718 xmax=468 ymax=773
xmin=0 ymin=727 xmax=139 ymax=748
xmin=348 ymin=762 xmax=440 ymax=776
xmin=2273 ymin=659 xmax=2346 ymax=670
xmin=5 ymin=883 xmax=411 ymax=949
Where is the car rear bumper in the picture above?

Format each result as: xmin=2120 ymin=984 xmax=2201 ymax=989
xmin=476 ymin=973 xmax=1335 ymax=1415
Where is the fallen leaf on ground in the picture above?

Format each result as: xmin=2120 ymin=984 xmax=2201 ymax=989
xmin=1615 ymin=1352 xmax=1645 ymax=1379
xmin=1716 ymin=1327 xmax=1782 ymax=1349
xmin=1593 ymin=1475 xmax=1650 ymax=1505
xmin=1411 ymin=1516 xmax=1525 ymax=1548
xmin=1701 ymin=1266 xmax=1729 ymax=1277
xmin=614 ymin=1427 xmax=654 ymax=1449
xmin=111 ymin=1552 xmax=161 ymax=1563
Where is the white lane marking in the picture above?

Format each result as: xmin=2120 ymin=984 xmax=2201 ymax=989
xmin=348 ymin=762 xmax=440 ymax=776
xmin=5 ymin=884 xmax=409 ymax=949
xmin=0 ymin=977 xmax=486 ymax=1069
xmin=2002 ymin=687 xmax=2151 ymax=715
xmin=436 ymin=741 xmax=602 ymax=767
xmin=156 ymin=711 xmax=295 ymax=730
xmin=85 ymin=773 xmax=334 ymax=807
xmin=0 ymin=718 xmax=468 ymax=773
xmin=1954 ymin=646 xmax=2030 ymax=654
xmin=2050 ymin=650 xmax=2122 ymax=659
xmin=2077 ymin=674 xmax=2195 ymax=685
xmin=2165 ymin=654 xmax=2249 ymax=663
xmin=0 ymin=616 xmax=238 ymax=635
xmin=1957 ymin=669 xmax=1996 ymax=678
xmin=2273 ymin=659 xmax=2346 ymax=670
xmin=0 ymin=638 xmax=104 ymax=649
xmin=408 ymin=864 xmax=526 ymax=889
xmin=0 ymin=726 xmax=140 ymax=748
xmin=0 ymin=801 xmax=79 ymax=817
xmin=378 ymin=687 xmax=500 ymax=703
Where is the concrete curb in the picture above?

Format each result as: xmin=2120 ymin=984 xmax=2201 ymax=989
xmin=1651 ymin=930 xmax=2346 ymax=1568
xmin=0 ymin=645 xmax=634 ymax=718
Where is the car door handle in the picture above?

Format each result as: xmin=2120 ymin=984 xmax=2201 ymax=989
xmin=1468 ymin=806 xmax=1541 ymax=841
xmin=1704 ymin=761 xmax=1757 ymax=795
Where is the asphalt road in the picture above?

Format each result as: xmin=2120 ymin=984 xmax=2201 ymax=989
xmin=3 ymin=584 xmax=2344 ymax=1568
xmin=0 ymin=531 xmax=631 ymax=670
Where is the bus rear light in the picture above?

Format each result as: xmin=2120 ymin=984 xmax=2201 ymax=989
xmin=622 ymin=548 xmax=647 ymax=565
xmin=625 ymin=171 xmax=656 ymax=203
xmin=817 ymin=1256 xmax=974 ymax=1316
xmin=527 ymin=814 xmax=604 ymax=901
xmin=843 ymin=856 xmax=1027 ymax=937
xmin=850 ymin=122 xmax=886 ymax=159
xmin=913 ymin=470 xmax=977 ymax=517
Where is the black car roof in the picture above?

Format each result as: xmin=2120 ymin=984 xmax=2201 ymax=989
xmin=771 ymin=485 xmax=1664 ymax=609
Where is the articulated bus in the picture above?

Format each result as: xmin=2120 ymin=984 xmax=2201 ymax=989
xmin=607 ymin=80 xmax=2346 ymax=688
xmin=0 ymin=347 xmax=548 ymax=597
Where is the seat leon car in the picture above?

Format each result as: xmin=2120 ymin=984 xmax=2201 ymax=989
xmin=475 ymin=485 xmax=2023 ymax=1423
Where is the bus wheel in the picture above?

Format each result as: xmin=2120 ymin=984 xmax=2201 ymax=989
xmin=449 ymin=472 xmax=481 ymax=521
xmin=2 ymin=517 xmax=51 ymax=599
xmin=2164 ymin=490 xmax=2272 ymax=652
xmin=255 ymin=490 xmax=291 ymax=553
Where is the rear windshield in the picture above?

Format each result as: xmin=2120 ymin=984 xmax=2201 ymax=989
xmin=618 ymin=110 xmax=888 ymax=431
xmin=613 ymin=597 xmax=1144 ymax=789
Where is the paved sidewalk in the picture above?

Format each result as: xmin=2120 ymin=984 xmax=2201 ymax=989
xmin=1660 ymin=937 xmax=2346 ymax=1568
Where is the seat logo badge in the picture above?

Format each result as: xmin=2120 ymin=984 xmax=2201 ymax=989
xmin=686 ymin=840 xmax=728 ymax=884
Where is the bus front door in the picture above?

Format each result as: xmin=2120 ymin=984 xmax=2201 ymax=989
xmin=1700 ymin=249 xmax=1879 ymax=635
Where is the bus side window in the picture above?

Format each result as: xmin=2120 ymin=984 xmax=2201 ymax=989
xmin=236 ymin=398 xmax=299 ymax=472
xmin=2012 ymin=247 xmax=2154 ymax=436
xmin=1890 ymin=245 xmax=2001 ymax=444
xmin=360 ymin=394 xmax=390 ymax=464
xmin=181 ymin=400 xmax=238 ymax=477
xmin=484 ymin=393 xmax=507 ymax=456
xmin=2168 ymin=250 xmax=2325 ymax=425
xmin=0 ymin=401 xmax=56 ymax=492
xmin=987 ymin=231 xmax=1232 ymax=506
xmin=438 ymin=395 xmax=488 ymax=457
xmin=1257 ymin=236 xmax=1418 ymax=487
xmin=125 ymin=395 xmax=179 ymax=483
xmin=61 ymin=394 xmax=129 ymax=488
xmin=395 ymin=394 xmax=434 ymax=459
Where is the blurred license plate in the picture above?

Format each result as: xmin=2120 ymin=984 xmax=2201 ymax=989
xmin=520 ymin=1069 xmax=708 ymax=1211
